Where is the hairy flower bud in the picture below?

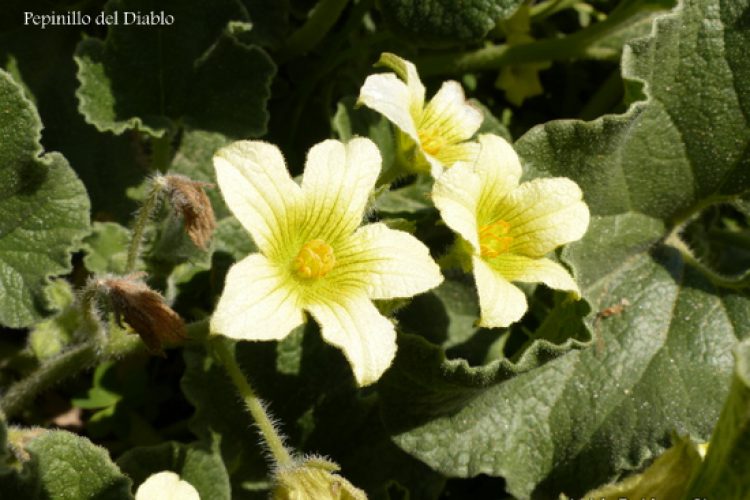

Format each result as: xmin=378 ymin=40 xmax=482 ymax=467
xmin=94 ymin=275 xmax=186 ymax=354
xmin=158 ymin=174 xmax=216 ymax=250
xmin=272 ymin=456 xmax=366 ymax=500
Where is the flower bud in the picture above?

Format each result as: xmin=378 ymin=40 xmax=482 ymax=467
xmin=272 ymin=456 xmax=367 ymax=500
xmin=94 ymin=275 xmax=186 ymax=354
xmin=158 ymin=174 xmax=216 ymax=250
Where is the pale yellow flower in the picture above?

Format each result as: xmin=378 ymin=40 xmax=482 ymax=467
xmin=135 ymin=471 xmax=200 ymax=500
xmin=357 ymin=53 xmax=482 ymax=177
xmin=211 ymin=138 xmax=443 ymax=386
xmin=433 ymin=134 xmax=589 ymax=327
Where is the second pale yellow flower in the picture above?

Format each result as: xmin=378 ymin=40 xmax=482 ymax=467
xmin=358 ymin=53 xmax=482 ymax=177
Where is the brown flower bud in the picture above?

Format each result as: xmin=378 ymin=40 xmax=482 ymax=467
xmin=158 ymin=174 xmax=216 ymax=250
xmin=96 ymin=275 xmax=186 ymax=354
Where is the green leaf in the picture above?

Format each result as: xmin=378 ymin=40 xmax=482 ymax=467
xmin=72 ymin=362 xmax=122 ymax=410
xmin=686 ymin=338 xmax=750 ymax=498
xmin=0 ymin=428 xmax=133 ymax=500
xmin=75 ymin=0 xmax=276 ymax=138
xmin=520 ymin=4 xmax=750 ymax=221
xmin=0 ymin=69 xmax=90 ymax=328
xmin=384 ymin=251 xmax=746 ymax=496
xmin=83 ymin=222 xmax=131 ymax=275
xmin=382 ymin=0 xmax=750 ymax=496
xmin=378 ymin=0 xmax=525 ymax=46
xmin=28 ymin=280 xmax=79 ymax=360
xmin=0 ymin=21 xmax=145 ymax=223
xmin=117 ymin=441 xmax=230 ymax=500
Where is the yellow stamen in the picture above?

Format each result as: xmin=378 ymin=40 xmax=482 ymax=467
xmin=418 ymin=129 xmax=446 ymax=157
xmin=479 ymin=220 xmax=513 ymax=258
xmin=294 ymin=239 xmax=335 ymax=279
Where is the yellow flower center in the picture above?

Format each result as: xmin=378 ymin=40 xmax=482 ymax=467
xmin=418 ymin=128 xmax=446 ymax=157
xmin=479 ymin=220 xmax=513 ymax=258
xmin=294 ymin=239 xmax=335 ymax=279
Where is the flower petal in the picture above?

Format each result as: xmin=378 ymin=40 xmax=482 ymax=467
xmin=434 ymin=141 xmax=481 ymax=169
xmin=488 ymin=254 xmax=580 ymax=298
xmin=331 ymin=222 xmax=443 ymax=300
xmin=377 ymin=52 xmax=426 ymax=115
xmin=301 ymin=138 xmax=381 ymax=242
xmin=213 ymin=141 xmax=301 ymax=258
xmin=419 ymin=81 xmax=482 ymax=143
xmin=473 ymin=256 xmax=528 ymax=328
xmin=307 ymin=294 xmax=396 ymax=386
xmin=358 ymin=73 xmax=419 ymax=141
xmin=211 ymin=254 xmax=304 ymax=341
xmin=500 ymin=177 xmax=590 ymax=257
xmin=432 ymin=162 xmax=482 ymax=252
xmin=135 ymin=471 xmax=200 ymax=500
xmin=475 ymin=134 xmax=523 ymax=224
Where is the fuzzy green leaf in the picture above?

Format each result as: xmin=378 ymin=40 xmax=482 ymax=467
xmin=378 ymin=0 xmax=525 ymax=46
xmin=383 ymin=0 xmax=750 ymax=497
xmin=28 ymin=280 xmax=78 ymax=360
xmin=0 ymin=70 xmax=90 ymax=328
xmin=0 ymin=22 xmax=144 ymax=223
xmin=75 ymin=0 xmax=276 ymax=138
xmin=117 ymin=441 xmax=230 ymax=500
xmin=0 ymin=429 xmax=133 ymax=500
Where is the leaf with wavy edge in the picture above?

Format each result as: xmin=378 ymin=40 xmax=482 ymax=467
xmin=0 ymin=70 xmax=90 ymax=328
xmin=75 ymin=0 xmax=276 ymax=138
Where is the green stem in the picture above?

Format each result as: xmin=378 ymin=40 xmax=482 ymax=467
xmin=126 ymin=178 xmax=165 ymax=273
xmin=211 ymin=338 xmax=293 ymax=467
xmin=530 ymin=0 xmax=580 ymax=20
xmin=416 ymin=1 xmax=661 ymax=76
xmin=0 ymin=335 xmax=143 ymax=420
xmin=278 ymin=0 xmax=350 ymax=61
xmin=666 ymin=232 xmax=750 ymax=290
xmin=79 ymin=283 xmax=107 ymax=346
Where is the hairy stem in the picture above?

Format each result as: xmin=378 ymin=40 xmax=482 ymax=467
xmin=0 ymin=334 xmax=143 ymax=420
xmin=211 ymin=338 xmax=293 ymax=467
xmin=666 ymin=231 xmax=750 ymax=290
xmin=126 ymin=177 xmax=165 ymax=273
xmin=279 ymin=0 xmax=350 ymax=61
